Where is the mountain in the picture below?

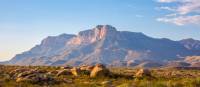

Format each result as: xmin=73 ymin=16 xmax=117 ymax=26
xmin=7 ymin=25 xmax=200 ymax=67
xmin=180 ymin=38 xmax=200 ymax=51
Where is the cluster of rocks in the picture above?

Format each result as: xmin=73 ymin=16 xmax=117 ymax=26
xmin=57 ymin=63 xmax=110 ymax=77
xmin=9 ymin=68 xmax=57 ymax=84
xmin=9 ymin=64 xmax=110 ymax=84
xmin=7 ymin=64 xmax=151 ymax=85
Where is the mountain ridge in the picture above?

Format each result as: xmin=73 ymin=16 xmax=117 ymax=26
xmin=7 ymin=25 xmax=200 ymax=67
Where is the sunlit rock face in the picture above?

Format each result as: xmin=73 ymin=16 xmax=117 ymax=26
xmin=7 ymin=25 xmax=200 ymax=67
xmin=67 ymin=25 xmax=117 ymax=45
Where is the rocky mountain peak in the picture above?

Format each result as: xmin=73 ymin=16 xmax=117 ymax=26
xmin=93 ymin=25 xmax=117 ymax=39
xmin=94 ymin=25 xmax=117 ymax=32
xmin=180 ymin=38 xmax=200 ymax=50
xmin=71 ymin=25 xmax=118 ymax=44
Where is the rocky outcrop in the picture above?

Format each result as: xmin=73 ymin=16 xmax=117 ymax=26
xmin=135 ymin=69 xmax=151 ymax=77
xmin=70 ymin=67 xmax=81 ymax=76
xmin=56 ymin=69 xmax=72 ymax=76
xmin=68 ymin=25 xmax=117 ymax=45
xmin=79 ymin=65 xmax=94 ymax=71
xmin=90 ymin=64 xmax=110 ymax=78
xmin=10 ymin=68 xmax=57 ymax=84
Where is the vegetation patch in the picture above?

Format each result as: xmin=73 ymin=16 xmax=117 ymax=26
xmin=0 ymin=65 xmax=200 ymax=87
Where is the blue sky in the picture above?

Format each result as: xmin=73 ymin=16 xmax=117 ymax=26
xmin=0 ymin=0 xmax=200 ymax=61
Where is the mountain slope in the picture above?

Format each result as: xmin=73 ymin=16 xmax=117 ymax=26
xmin=8 ymin=25 xmax=200 ymax=67
xmin=9 ymin=34 xmax=75 ymax=65
xmin=180 ymin=38 xmax=200 ymax=51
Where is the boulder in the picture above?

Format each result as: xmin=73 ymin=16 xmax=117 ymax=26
xmin=16 ymin=73 xmax=56 ymax=84
xmin=70 ymin=67 xmax=81 ymax=76
xmin=16 ymin=70 xmax=37 ymax=78
xmin=90 ymin=64 xmax=110 ymax=78
xmin=135 ymin=68 xmax=151 ymax=77
xmin=47 ymin=70 xmax=59 ymax=75
xmin=56 ymin=69 xmax=72 ymax=76
xmin=10 ymin=68 xmax=29 ymax=76
xmin=63 ymin=78 xmax=73 ymax=84
xmin=35 ymin=69 xmax=47 ymax=73
xmin=101 ymin=80 xmax=113 ymax=86
xmin=79 ymin=65 xmax=87 ymax=70
xmin=60 ymin=65 xmax=73 ymax=69
xmin=80 ymin=65 xmax=94 ymax=71
xmin=86 ymin=66 xmax=95 ymax=71
xmin=16 ymin=77 xmax=25 ymax=82
xmin=17 ymin=72 xmax=29 ymax=78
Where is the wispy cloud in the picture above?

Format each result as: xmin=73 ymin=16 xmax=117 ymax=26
xmin=157 ymin=15 xmax=200 ymax=26
xmin=158 ymin=0 xmax=178 ymax=3
xmin=158 ymin=7 xmax=176 ymax=11
xmin=156 ymin=0 xmax=200 ymax=26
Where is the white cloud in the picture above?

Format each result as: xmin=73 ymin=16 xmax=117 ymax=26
xmin=165 ymin=13 xmax=177 ymax=17
xmin=157 ymin=0 xmax=200 ymax=26
xmin=158 ymin=0 xmax=195 ymax=3
xmin=177 ymin=0 xmax=200 ymax=14
xmin=157 ymin=15 xmax=200 ymax=26
xmin=158 ymin=0 xmax=178 ymax=3
xmin=159 ymin=7 xmax=176 ymax=11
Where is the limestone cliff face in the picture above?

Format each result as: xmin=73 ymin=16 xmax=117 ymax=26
xmin=8 ymin=25 xmax=200 ymax=67
xmin=67 ymin=25 xmax=117 ymax=45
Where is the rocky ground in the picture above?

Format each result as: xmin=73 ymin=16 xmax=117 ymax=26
xmin=0 ymin=64 xmax=200 ymax=87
